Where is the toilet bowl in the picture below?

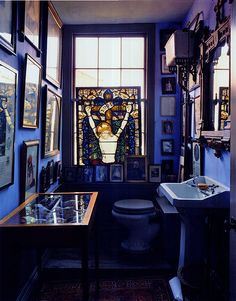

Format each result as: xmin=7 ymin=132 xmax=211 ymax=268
xmin=112 ymin=199 xmax=160 ymax=252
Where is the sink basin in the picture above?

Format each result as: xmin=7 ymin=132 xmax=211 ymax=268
xmin=159 ymin=176 xmax=230 ymax=208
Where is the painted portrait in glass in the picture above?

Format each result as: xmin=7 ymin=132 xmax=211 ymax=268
xmin=76 ymin=87 xmax=141 ymax=165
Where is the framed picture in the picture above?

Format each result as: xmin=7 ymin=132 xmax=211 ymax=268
xmin=0 ymin=1 xmax=16 ymax=53
xmin=64 ymin=167 xmax=76 ymax=183
xmin=161 ymin=159 xmax=174 ymax=175
xmin=42 ymin=87 xmax=61 ymax=158
xmin=161 ymin=77 xmax=176 ymax=94
xmin=161 ymin=139 xmax=174 ymax=155
xmin=160 ymin=29 xmax=175 ymax=51
xmin=45 ymin=2 xmax=62 ymax=87
xmin=125 ymin=155 xmax=147 ymax=182
xmin=83 ymin=166 xmax=94 ymax=183
xmin=22 ymin=54 xmax=42 ymax=128
xmin=95 ymin=165 xmax=108 ymax=182
xmin=161 ymin=54 xmax=171 ymax=74
xmin=21 ymin=140 xmax=39 ymax=202
xmin=162 ymin=120 xmax=174 ymax=135
xmin=160 ymin=96 xmax=176 ymax=116
xmin=23 ymin=0 xmax=40 ymax=50
xmin=110 ymin=164 xmax=123 ymax=182
xmin=0 ymin=61 xmax=17 ymax=190
xmin=192 ymin=142 xmax=201 ymax=177
xmin=149 ymin=165 xmax=161 ymax=183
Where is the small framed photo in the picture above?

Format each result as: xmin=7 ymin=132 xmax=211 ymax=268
xmin=161 ymin=54 xmax=171 ymax=74
xmin=95 ymin=165 xmax=108 ymax=182
xmin=161 ymin=139 xmax=174 ymax=155
xmin=162 ymin=120 xmax=174 ymax=134
xmin=0 ymin=1 xmax=16 ymax=54
xmin=125 ymin=155 xmax=147 ymax=182
xmin=64 ymin=167 xmax=76 ymax=183
xmin=161 ymin=77 xmax=176 ymax=94
xmin=160 ymin=29 xmax=175 ymax=51
xmin=149 ymin=165 xmax=161 ymax=183
xmin=42 ymin=86 xmax=61 ymax=158
xmin=22 ymin=0 xmax=41 ymax=50
xmin=160 ymin=96 xmax=176 ymax=116
xmin=21 ymin=140 xmax=39 ymax=202
xmin=161 ymin=159 xmax=174 ymax=175
xmin=45 ymin=2 xmax=62 ymax=87
xmin=110 ymin=164 xmax=123 ymax=182
xmin=22 ymin=53 xmax=42 ymax=128
xmin=83 ymin=166 xmax=94 ymax=183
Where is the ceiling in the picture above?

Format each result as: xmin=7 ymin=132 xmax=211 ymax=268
xmin=52 ymin=0 xmax=195 ymax=25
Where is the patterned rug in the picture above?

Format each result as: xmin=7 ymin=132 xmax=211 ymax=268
xmin=37 ymin=277 xmax=172 ymax=301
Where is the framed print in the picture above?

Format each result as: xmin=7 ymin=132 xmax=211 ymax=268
xmin=42 ymin=87 xmax=61 ymax=158
xmin=162 ymin=120 xmax=174 ymax=135
xmin=23 ymin=0 xmax=40 ymax=50
xmin=83 ymin=166 xmax=94 ymax=183
xmin=45 ymin=2 xmax=62 ymax=87
xmin=125 ymin=155 xmax=147 ymax=182
xmin=161 ymin=54 xmax=171 ymax=74
xmin=0 ymin=61 xmax=17 ymax=190
xmin=160 ymin=29 xmax=175 ymax=51
xmin=161 ymin=139 xmax=174 ymax=155
xmin=110 ymin=164 xmax=123 ymax=182
xmin=21 ymin=140 xmax=39 ymax=202
xmin=161 ymin=77 xmax=176 ymax=94
xmin=95 ymin=165 xmax=108 ymax=182
xmin=0 ymin=1 xmax=16 ymax=53
xmin=149 ymin=165 xmax=161 ymax=183
xmin=160 ymin=96 xmax=176 ymax=116
xmin=161 ymin=159 xmax=173 ymax=175
xmin=22 ymin=54 xmax=42 ymax=128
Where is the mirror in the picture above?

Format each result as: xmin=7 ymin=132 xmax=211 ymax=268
xmin=210 ymin=41 xmax=230 ymax=131
xmin=200 ymin=16 xmax=230 ymax=156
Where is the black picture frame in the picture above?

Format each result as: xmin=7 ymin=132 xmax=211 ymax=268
xmin=160 ymin=29 xmax=175 ymax=51
xmin=22 ymin=54 xmax=42 ymax=128
xmin=64 ymin=167 xmax=76 ymax=183
xmin=0 ymin=0 xmax=16 ymax=54
xmin=161 ymin=77 xmax=176 ymax=94
xmin=45 ymin=2 xmax=62 ymax=87
xmin=95 ymin=165 xmax=108 ymax=182
xmin=42 ymin=86 xmax=61 ymax=158
xmin=161 ymin=139 xmax=174 ymax=155
xmin=161 ymin=159 xmax=174 ymax=174
xmin=21 ymin=140 xmax=39 ymax=202
xmin=19 ymin=0 xmax=41 ymax=54
xmin=125 ymin=155 xmax=147 ymax=182
xmin=162 ymin=120 xmax=174 ymax=135
xmin=149 ymin=164 xmax=161 ymax=183
xmin=0 ymin=61 xmax=17 ymax=190
xmin=110 ymin=164 xmax=124 ymax=182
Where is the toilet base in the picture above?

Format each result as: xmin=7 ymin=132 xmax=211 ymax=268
xmin=121 ymin=239 xmax=151 ymax=253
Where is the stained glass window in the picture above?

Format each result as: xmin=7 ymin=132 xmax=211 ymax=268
xmin=76 ymin=87 xmax=141 ymax=165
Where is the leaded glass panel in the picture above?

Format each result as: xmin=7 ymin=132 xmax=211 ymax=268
xmin=76 ymin=87 xmax=141 ymax=165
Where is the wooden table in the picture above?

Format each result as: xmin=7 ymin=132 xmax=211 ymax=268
xmin=0 ymin=192 xmax=98 ymax=301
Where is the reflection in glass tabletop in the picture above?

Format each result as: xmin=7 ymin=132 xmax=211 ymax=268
xmin=4 ymin=193 xmax=93 ymax=225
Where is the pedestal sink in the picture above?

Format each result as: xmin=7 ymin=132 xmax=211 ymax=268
xmin=158 ymin=176 xmax=230 ymax=301
xmin=159 ymin=176 xmax=230 ymax=209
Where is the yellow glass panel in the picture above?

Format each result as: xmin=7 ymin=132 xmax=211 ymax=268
xmin=121 ymin=69 xmax=144 ymax=98
xmin=75 ymin=38 xmax=98 ymax=68
xmin=122 ymin=37 xmax=144 ymax=68
xmin=75 ymin=69 xmax=97 ymax=87
xmin=99 ymin=38 xmax=120 ymax=68
xmin=99 ymin=69 xmax=120 ymax=86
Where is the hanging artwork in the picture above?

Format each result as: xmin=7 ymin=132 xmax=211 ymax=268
xmin=0 ymin=61 xmax=17 ymax=190
xmin=76 ymin=87 xmax=141 ymax=165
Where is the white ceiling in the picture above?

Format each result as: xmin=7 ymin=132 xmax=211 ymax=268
xmin=52 ymin=0 xmax=195 ymax=25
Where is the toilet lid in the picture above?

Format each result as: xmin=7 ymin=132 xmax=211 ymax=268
xmin=113 ymin=199 xmax=155 ymax=214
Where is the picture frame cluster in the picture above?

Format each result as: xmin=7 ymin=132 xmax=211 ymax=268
xmin=64 ymin=156 xmax=162 ymax=184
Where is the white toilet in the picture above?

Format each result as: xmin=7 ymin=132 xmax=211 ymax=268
xmin=112 ymin=199 xmax=160 ymax=252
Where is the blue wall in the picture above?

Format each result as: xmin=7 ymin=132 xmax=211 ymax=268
xmin=0 ymin=2 xmax=62 ymax=220
xmin=183 ymin=0 xmax=231 ymax=187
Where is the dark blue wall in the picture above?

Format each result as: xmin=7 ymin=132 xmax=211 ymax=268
xmin=0 ymin=2 xmax=62 ymax=220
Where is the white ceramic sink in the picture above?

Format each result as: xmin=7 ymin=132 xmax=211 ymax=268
xmin=159 ymin=176 xmax=230 ymax=208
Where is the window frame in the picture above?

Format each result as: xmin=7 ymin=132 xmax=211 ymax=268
xmin=62 ymin=24 xmax=155 ymax=167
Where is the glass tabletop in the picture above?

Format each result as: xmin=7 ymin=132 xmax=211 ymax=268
xmin=4 ymin=193 xmax=93 ymax=225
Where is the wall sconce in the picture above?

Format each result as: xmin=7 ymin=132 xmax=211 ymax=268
xmin=165 ymin=29 xmax=197 ymax=92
